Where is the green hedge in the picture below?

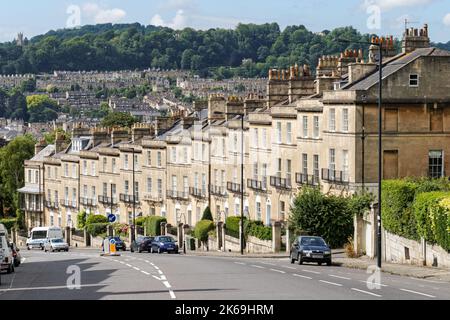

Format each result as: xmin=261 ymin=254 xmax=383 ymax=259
xmin=77 ymin=211 xmax=87 ymax=229
xmin=135 ymin=217 xmax=147 ymax=227
xmin=413 ymin=192 xmax=450 ymax=250
xmin=201 ymin=207 xmax=213 ymax=221
xmin=194 ymin=220 xmax=215 ymax=242
xmin=381 ymin=180 xmax=419 ymax=240
xmin=86 ymin=214 xmax=108 ymax=225
xmin=0 ymin=218 xmax=18 ymax=230
xmin=245 ymin=221 xmax=272 ymax=241
xmin=145 ymin=216 xmax=167 ymax=236
xmin=225 ymin=216 xmax=246 ymax=238
xmin=86 ymin=223 xmax=108 ymax=237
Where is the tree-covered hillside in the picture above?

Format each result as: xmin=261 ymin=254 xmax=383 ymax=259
xmin=0 ymin=23 xmax=376 ymax=78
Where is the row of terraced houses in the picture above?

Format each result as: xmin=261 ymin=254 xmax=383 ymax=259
xmin=18 ymin=25 xmax=450 ymax=231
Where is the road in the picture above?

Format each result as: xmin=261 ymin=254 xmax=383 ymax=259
xmin=1 ymin=248 xmax=449 ymax=300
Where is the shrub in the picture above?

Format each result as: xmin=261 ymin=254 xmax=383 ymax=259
xmin=145 ymin=216 xmax=167 ymax=236
xmin=135 ymin=216 xmax=147 ymax=227
xmin=194 ymin=220 xmax=215 ymax=243
xmin=77 ymin=211 xmax=87 ymax=229
xmin=381 ymin=180 xmax=419 ymax=240
xmin=0 ymin=218 xmax=18 ymax=230
xmin=201 ymin=206 xmax=213 ymax=221
xmin=289 ymin=187 xmax=355 ymax=248
xmin=86 ymin=214 xmax=108 ymax=225
xmin=344 ymin=237 xmax=360 ymax=258
xmin=245 ymin=220 xmax=272 ymax=241
xmin=225 ymin=216 xmax=246 ymax=238
xmin=86 ymin=223 xmax=108 ymax=237
xmin=112 ymin=223 xmax=129 ymax=237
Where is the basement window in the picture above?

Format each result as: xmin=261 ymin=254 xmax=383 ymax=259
xmin=409 ymin=74 xmax=419 ymax=87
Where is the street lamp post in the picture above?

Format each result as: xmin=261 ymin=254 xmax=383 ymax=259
xmin=336 ymin=37 xmax=383 ymax=268
xmin=132 ymin=147 xmax=136 ymax=244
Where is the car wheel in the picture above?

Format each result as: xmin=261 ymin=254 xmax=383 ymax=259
xmin=297 ymin=254 xmax=303 ymax=265
xmin=290 ymin=252 xmax=296 ymax=264
xmin=27 ymin=246 xmax=30 ymax=250
xmin=318 ymin=262 xmax=322 ymax=266
xmin=326 ymin=260 xmax=332 ymax=266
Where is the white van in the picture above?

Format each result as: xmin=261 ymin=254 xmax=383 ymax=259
xmin=0 ymin=223 xmax=14 ymax=274
xmin=26 ymin=227 xmax=63 ymax=250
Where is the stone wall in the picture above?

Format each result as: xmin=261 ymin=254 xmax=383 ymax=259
xmin=383 ymin=230 xmax=450 ymax=268
xmin=246 ymin=236 xmax=272 ymax=253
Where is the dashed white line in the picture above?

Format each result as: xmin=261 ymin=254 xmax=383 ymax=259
xmin=329 ymin=274 xmax=351 ymax=280
xmin=141 ymin=271 xmax=150 ymax=275
xmin=282 ymin=266 xmax=296 ymax=270
xmin=250 ymin=265 xmax=265 ymax=269
xmin=234 ymin=262 xmax=246 ymax=265
xmin=400 ymin=288 xmax=436 ymax=298
xmin=125 ymin=264 xmax=132 ymax=267
xmin=133 ymin=267 xmax=140 ymax=271
xmin=158 ymin=270 xmax=163 ymax=275
xmin=351 ymin=288 xmax=382 ymax=297
xmin=359 ymin=280 xmax=388 ymax=287
xmin=293 ymin=274 xmax=312 ymax=280
xmin=163 ymin=281 xmax=172 ymax=288
xmin=319 ymin=280 xmax=343 ymax=287
xmin=160 ymin=275 xmax=167 ymax=281
xmin=261 ymin=262 xmax=276 ymax=266
xmin=270 ymin=268 xmax=286 ymax=274
xmin=302 ymin=269 xmax=321 ymax=274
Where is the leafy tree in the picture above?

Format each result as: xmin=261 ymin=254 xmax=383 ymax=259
xmin=101 ymin=112 xmax=137 ymax=128
xmin=26 ymin=95 xmax=59 ymax=122
xmin=44 ymin=128 xmax=70 ymax=144
xmin=0 ymin=134 xmax=36 ymax=217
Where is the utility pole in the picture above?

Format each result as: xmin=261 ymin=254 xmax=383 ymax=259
xmin=240 ymin=115 xmax=244 ymax=256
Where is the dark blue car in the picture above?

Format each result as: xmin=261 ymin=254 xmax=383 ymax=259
xmin=290 ymin=236 xmax=332 ymax=266
xmin=150 ymin=236 xmax=179 ymax=254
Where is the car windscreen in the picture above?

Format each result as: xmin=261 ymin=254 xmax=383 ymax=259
xmin=301 ymin=237 xmax=326 ymax=247
xmin=51 ymin=239 xmax=63 ymax=243
xmin=158 ymin=237 xmax=173 ymax=243
xmin=32 ymin=231 xmax=47 ymax=239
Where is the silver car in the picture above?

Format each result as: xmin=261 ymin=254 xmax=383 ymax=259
xmin=44 ymin=238 xmax=69 ymax=252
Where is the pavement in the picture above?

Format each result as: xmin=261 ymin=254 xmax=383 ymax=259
xmin=1 ymin=248 xmax=449 ymax=300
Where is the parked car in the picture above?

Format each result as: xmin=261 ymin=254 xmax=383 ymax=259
xmin=0 ymin=224 xmax=14 ymax=274
xmin=131 ymin=236 xmax=155 ymax=253
xmin=290 ymin=236 xmax=332 ymax=266
xmin=44 ymin=238 xmax=69 ymax=252
xmin=103 ymin=236 xmax=127 ymax=251
xmin=150 ymin=236 xmax=179 ymax=254
xmin=10 ymin=243 xmax=21 ymax=267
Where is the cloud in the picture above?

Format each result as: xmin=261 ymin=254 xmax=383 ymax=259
xmin=151 ymin=10 xmax=188 ymax=29
xmin=444 ymin=13 xmax=450 ymax=27
xmin=82 ymin=2 xmax=126 ymax=24
xmin=159 ymin=0 xmax=196 ymax=11
xmin=362 ymin=0 xmax=436 ymax=10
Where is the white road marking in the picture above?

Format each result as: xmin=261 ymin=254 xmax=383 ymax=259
xmin=160 ymin=275 xmax=167 ymax=280
xmin=250 ymin=265 xmax=265 ymax=269
xmin=351 ymin=288 xmax=382 ymax=297
xmin=158 ymin=270 xmax=163 ymax=275
xmin=329 ymin=274 xmax=351 ymax=280
xmin=0 ymin=284 xmax=103 ymax=292
xmin=152 ymin=275 xmax=161 ymax=281
xmin=163 ymin=281 xmax=172 ymax=288
xmin=141 ymin=271 xmax=150 ymax=275
xmin=302 ymin=269 xmax=321 ymax=274
xmin=144 ymin=260 xmax=150 ymax=263
xmin=261 ymin=262 xmax=276 ymax=266
xmin=400 ymin=288 xmax=436 ymax=298
xmin=270 ymin=269 xmax=286 ymax=274
xmin=359 ymin=280 xmax=388 ymax=287
xmin=319 ymin=280 xmax=343 ymax=287
xmin=293 ymin=274 xmax=312 ymax=280
xmin=126 ymin=264 xmax=132 ymax=267
xmin=169 ymin=290 xmax=176 ymax=299
xmin=234 ymin=262 xmax=246 ymax=265
xmin=282 ymin=266 xmax=296 ymax=270
xmin=154 ymin=266 xmax=160 ymax=270
xmin=133 ymin=267 xmax=140 ymax=271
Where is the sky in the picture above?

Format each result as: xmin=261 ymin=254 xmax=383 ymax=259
xmin=0 ymin=0 xmax=449 ymax=43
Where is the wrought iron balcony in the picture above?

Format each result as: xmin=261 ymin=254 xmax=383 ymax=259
xmin=21 ymin=203 xmax=43 ymax=212
xmin=143 ymin=194 xmax=164 ymax=203
xmin=98 ymin=195 xmax=118 ymax=206
xmin=295 ymin=173 xmax=319 ymax=186
xmin=321 ymin=169 xmax=349 ymax=184
xmin=247 ymin=179 xmax=268 ymax=191
xmin=210 ymin=185 xmax=227 ymax=197
xmin=189 ymin=187 xmax=207 ymax=199
xmin=45 ymin=200 xmax=59 ymax=209
xmin=80 ymin=197 xmax=96 ymax=207
xmin=119 ymin=194 xmax=140 ymax=204
xmin=166 ymin=190 xmax=189 ymax=201
xmin=227 ymin=182 xmax=243 ymax=194
xmin=270 ymin=176 xmax=292 ymax=189
xmin=59 ymin=199 xmax=77 ymax=209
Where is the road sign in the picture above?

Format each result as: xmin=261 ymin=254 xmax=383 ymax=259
xmin=108 ymin=214 xmax=116 ymax=223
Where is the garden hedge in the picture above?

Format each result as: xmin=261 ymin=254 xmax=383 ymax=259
xmin=225 ymin=216 xmax=246 ymax=238
xmin=86 ymin=223 xmax=108 ymax=237
xmin=194 ymin=220 xmax=215 ymax=243
xmin=145 ymin=216 xmax=167 ymax=236
xmin=86 ymin=214 xmax=108 ymax=225
xmin=0 ymin=218 xmax=17 ymax=230
xmin=245 ymin=220 xmax=272 ymax=241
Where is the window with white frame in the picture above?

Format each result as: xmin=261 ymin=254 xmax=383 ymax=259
xmin=221 ymin=170 xmax=225 ymax=188
xmin=277 ymin=158 xmax=282 ymax=178
xmin=253 ymin=163 xmax=258 ymax=180
xmin=303 ymin=116 xmax=308 ymax=138
xmin=172 ymin=176 xmax=177 ymax=191
xmin=157 ymin=151 xmax=162 ymax=167
xmin=147 ymin=151 xmax=151 ymax=166
xmin=409 ymin=74 xmax=419 ymax=87
xmin=147 ymin=177 xmax=152 ymax=193
xmin=125 ymin=180 xmax=129 ymax=195
xmin=134 ymin=154 xmax=138 ymax=170
xmin=329 ymin=149 xmax=336 ymax=177
xmin=262 ymin=128 xmax=267 ymax=148
xmin=429 ymin=150 xmax=443 ymax=178
xmin=256 ymin=201 xmax=262 ymax=221
xmin=253 ymin=128 xmax=259 ymax=147
xmin=83 ymin=160 xmax=87 ymax=175
xmin=91 ymin=186 xmax=96 ymax=203
xmin=287 ymin=122 xmax=292 ymax=144
xmin=171 ymin=147 xmax=177 ymax=163
xmin=202 ymin=144 xmax=206 ymax=161
xmin=276 ymin=122 xmax=282 ymax=143
xmin=183 ymin=147 xmax=188 ymax=163
xmin=286 ymin=159 xmax=292 ymax=182
xmin=342 ymin=108 xmax=349 ymax=132
xmin=329 ymin=109 xmax=336 ymax=131
xmin=342 ymin=150 xmax=349 ymax=181
xmin=183 ymin=176 xmax=189 ymax=194
xmin=157 ymin=179 xmax=162 ymax=197
xmin=124 ymin=154 xmax=129 ymax=169
xmin=72 ymin=164 xmax=76 ymax=178
xmin=313 ymin=155 xmax=320 ymax=182
xmin=302 ymin=154 xmax=308 ymax=175
xmin=103 ymin=158 xmax=107 ymax=172
xmin=313 ymin=116 xmax=319 ymax=138
xmin=194 ymin=172 xmax=199 ymax=189
xmin=233 ymin=167 xmax=238 ymax=183
xmin=83 ymin=185 xmax=88 ymax=198
xmin=91 ymin=161 xmax=96 ymax=176
xmin=202 ymin=174 xmax=206 ymax=193
xmin=112 ymin=158 xmax=117 ymax=173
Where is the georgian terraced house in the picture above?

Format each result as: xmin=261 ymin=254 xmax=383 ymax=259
xmin=19 ymin=25 xmax=450 ymax=231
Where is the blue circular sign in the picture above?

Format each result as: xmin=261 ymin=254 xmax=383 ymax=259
xmin=108 ymin=214 xmax=116 ymax=223
xmin=109 ymin=239 xmax=116 ymax=245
